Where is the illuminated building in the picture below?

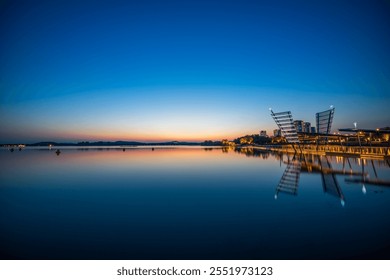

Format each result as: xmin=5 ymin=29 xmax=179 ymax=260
xmin=304 ymin=122 xmax=311 ymax=133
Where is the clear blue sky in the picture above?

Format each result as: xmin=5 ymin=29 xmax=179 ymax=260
xmin=1 ymin=0 xmax=389 ymax=143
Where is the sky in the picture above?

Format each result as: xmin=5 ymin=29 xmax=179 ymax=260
xmin=1 ymin=0 xmax=390 ymax=143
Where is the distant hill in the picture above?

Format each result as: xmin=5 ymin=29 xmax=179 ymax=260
xmin=24 ymin=140 xmax=220 ymax=147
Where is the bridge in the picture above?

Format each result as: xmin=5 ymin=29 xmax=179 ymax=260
xmin=257 ymin=144 xmax=390 ymax=159
xmin=268 ymin=106 xmax=390 ymax=159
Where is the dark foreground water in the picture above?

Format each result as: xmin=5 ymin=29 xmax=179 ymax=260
xmin=1 ymin=146 xmax=390 ymax=259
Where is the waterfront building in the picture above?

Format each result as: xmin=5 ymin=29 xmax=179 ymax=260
xmin=273 ymin=129 xmax=281 ymax=137
xmin=304 ymin=122 xmax=311 ymax=133
xmin=270 ymin=107 xmax=336 ymax=145
xmin=260 ymin=130 xmax=267 ymax=137
xmin=294 ymin=120 xmax=304 ymax=132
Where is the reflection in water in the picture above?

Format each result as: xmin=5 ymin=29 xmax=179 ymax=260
xmin=318 ymin=156 xmax=345 ymax=206
xmin=275 ymin=154 xmax=301 ymax=199
xmin=1 ymin=146 xmax=390 ymax=260
xmin=233 ymin=147 xmax=271 ymax=159
xmin=232 ymin=147 xmax=390 ymax=206
xmin=271 ymin=153 xmax=345 ymax=205
xmin=345 ymin=158 xmax=390 ymax=188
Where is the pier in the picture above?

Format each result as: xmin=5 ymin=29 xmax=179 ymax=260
xmin=267 ymin=106 xmax=390 ymax=160
xmin=256 ymin=144 xmax=390 ymax=160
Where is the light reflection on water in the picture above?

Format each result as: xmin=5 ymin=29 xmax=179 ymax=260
xmin=0 ymin=146 xmax=389 ymax=259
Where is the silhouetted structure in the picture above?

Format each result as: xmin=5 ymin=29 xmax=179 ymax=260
xmin=270 ymin=109 xmax=299 ymax=144
xmin=316 ymin=107 xmax=335 ymax=134
xmin=270 ymin=107 xmax=339 ymax=148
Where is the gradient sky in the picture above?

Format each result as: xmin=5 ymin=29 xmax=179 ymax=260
xmin=1 ymin=0 xmax=390 ymax=143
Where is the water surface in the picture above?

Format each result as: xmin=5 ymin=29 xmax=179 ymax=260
xmin=1 ymin=146 xmax=389 ymax=259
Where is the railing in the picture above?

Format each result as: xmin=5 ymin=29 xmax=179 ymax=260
xmin=257 ymin=144 xmax=390 ymax=158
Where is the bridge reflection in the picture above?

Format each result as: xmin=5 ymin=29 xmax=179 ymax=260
xmin=231 ymin=146 xmax=390 ymax=206
xmin=318 ymin=155 xmax=345 ymax=206
xmin=273 ymin=154 xmax=345 ymax=205
xmin=277 ymin=154 xmax=390 ymax=206
xmin=275 ymin=154 xmax=301 ymax=198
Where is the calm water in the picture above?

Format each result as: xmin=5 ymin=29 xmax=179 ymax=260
xmin=1 ymin=146 xmax=390 ymax=259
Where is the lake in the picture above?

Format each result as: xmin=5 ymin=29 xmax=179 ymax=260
xmin=1 ymin=146 xmax=389 ymax=259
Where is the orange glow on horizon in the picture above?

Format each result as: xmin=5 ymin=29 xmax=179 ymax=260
xmin=11 ymin=117 xmax=277 ymax=143
xmin=41 ymin=130 xmax=247 ymax=143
